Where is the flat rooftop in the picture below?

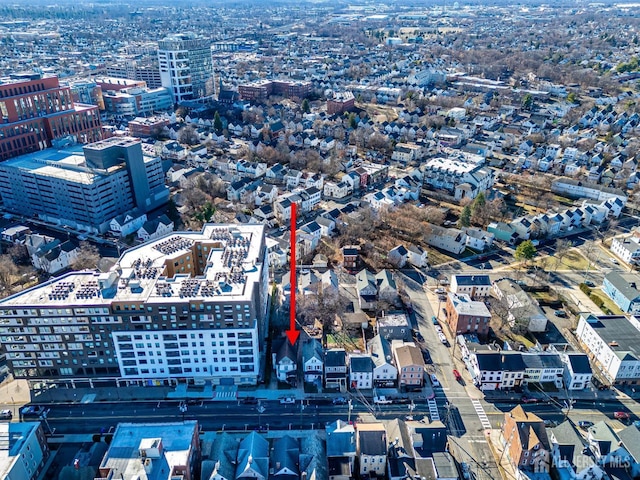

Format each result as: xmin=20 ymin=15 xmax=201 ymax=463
xmin=0 ymin=224 xmax=266 ymax=308
xmin=0 ymin=422 xmax=41 ymax=480
xmin=582 ymin=315 xmax=640 ymax=360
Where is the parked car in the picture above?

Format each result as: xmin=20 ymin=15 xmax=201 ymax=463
xmin=431 ymin=374 xmax=440 ymax=387
xmin=438 ymin=295 xmax=447 ymax=301
xmin=614 ymin=411 xmax=630 ymax=420
xmin=453 ymin=369 xmax=462 ymax=382
xmin=431 ymin=316 xmax=439 ymax=325
xmin=578 ymin=420 xmax=594 ymax=429
xmin=412 ymin=330 xmax=424 ymax=342
xmin=279 ymin=397 xmax=296 ymax=405
xmin=435 ymin=288 xmax=445 ymax=294
xmin=584 ymin=281 xmax=595 ymax=288
xmin=554 ymin=310 xmax=567 ymax=318
xmin=438 ymin=332 xmax=448 ymax=344
xmin=240 ymin=397 xmax=258 ymax=405
xmin=610 ymin=258 xmax=619 ymax=265
xmin=332 ymin=397 xmax=347 ymax=405
xmin=0 ymin=410 xmax=11 ymax=420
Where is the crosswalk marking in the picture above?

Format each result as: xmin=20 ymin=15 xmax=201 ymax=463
xmin=427 ymin=399 xmax=440 ymax=422
xmin=471 ymin=399 xmax=492 ymax=429
xmin=213 ymin=390 xmax=237 ymax=401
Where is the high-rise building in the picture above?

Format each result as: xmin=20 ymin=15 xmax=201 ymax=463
xmin=0 ymin=73 xmax=102 ymax=161
xmin=158 ymin=34 xmax=213 ymax=103
xmin=0 ymin=223 xmax=269 ymax=387
xmin=0 ymin=137 xmax=169 ymax=233
xmin=106 ymin=59 xmax=163 ymax=89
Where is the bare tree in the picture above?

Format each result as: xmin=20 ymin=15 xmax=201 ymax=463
xmin=71 ymin=242 xmax=101 ymax=271
xmin=177 ymin=125 xmax=200 ymax=146
xmin=554 ymin=239 xmax=573 ymax=271
xmin=0 ymin=255 xmax=17 ymax=295
xmin=8 ymin=244 xmax=30 ymax=266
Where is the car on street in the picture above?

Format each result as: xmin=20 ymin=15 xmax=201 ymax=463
xmin=431 ymin=374 xmax=440 ymax=387
xmin=279 ymin=397 xmax=296 ymax=405
xmin=431 ymin=316 xmax=439 ymax=325
xmin=611 ymin=258 xmax=619 ymax=265
xmin=240 ymin=397 xmax=258 ymax=405
xmin=438 ymin=295 xmax=447 ymax=301
xmin=614 ymin=411 xmax=630 ymax=420
xmin=332 ymin=397 xmax=347 ymax=405
xmin=0 ymin=410 xmax=11 ymax=420
xmin=520 ymin=396 xmax=539 ymax=404
xmin=435 ymin=288 xmax=445 ymax=294
xmin=578 ymin=420 xmax=594 ymax=429
xmin=21 ymin=405 xmax=46 ymax=418
xmin=422 ymin=350 xmax=432 ymax=364
xmin=412 ymin=330 xmax=424 ymax=342
xmin=584 ymin=281 xmax=596 ymax=288
xmin=554 ymin=310 xmax=567 ymax=317
xmin=453 ymin=369 xmax=462 ymax=382
xmin=438 ymin=332 xmax=447 ymax=344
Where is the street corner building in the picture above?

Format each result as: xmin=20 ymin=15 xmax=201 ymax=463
xmin=0 ymin=224 xmax=270 ymax=388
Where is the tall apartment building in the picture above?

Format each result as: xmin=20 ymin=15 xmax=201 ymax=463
xmin=158 ymin=34 xmax=213 ymax=103
xmin=327 ymin=91 xmax=355 ymax=115
xmin=0 ymin=224 xmax=269 ymax=387
xmin=106 ymin=59 xmax=163 ymax=89
xmin=0 ymin=137 xmax=169 ymax=233
xmin=0 ymin=73 xmax=102 ymax=161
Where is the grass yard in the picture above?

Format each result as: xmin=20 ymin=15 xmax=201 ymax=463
xmin=535 ymin=250 xmax=590 ymax=271
xmin=427 ymin=247 xmax=456 ymax=266
xmin=589 ymin=290 xmax=624 ymax=315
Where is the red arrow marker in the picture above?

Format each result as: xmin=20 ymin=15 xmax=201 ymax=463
xmin=286 ymin=201 xmax=300 ymax=346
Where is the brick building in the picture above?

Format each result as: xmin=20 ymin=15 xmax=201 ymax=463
xmin=0 ymin=74 xmax=102 ymax=161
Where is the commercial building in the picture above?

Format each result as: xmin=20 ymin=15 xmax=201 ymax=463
xmin=158 ymin=34 xmax=213 ymax=103
xmin=0 ymin=223 xmax=269 ymax=387
xmin=238 ymin=80 xmax=311 ymax=101
xmin=97 ymin=422 xmax=199 ymax=480
xmin=0 ymin=422 xmax=50 ymax=480
xmin=0 ymin=73 xmax=102 ymax=161
xmin=96 ymin=78 xmax=172 ymax=116
xmin=0 ymin=137 xmax=169 ymax=233
xmin=106 ymin=59 xmax=163 ymax=89
xmin=575 ymin=314 xmax=640 ymax=385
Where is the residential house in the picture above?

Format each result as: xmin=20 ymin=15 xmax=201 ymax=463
xmin=303 ymin=339 xmax=324 ymax=384
xmin=388 ymin=245 xmax=408 ymax=268
xmin=421 ymin=157 xmax=494 ymax=200
xmin=548 ymin=421 xmax=603 ymax=480
xmin=603 ymin=271 xmax=640 ymax=314
xmin=492 ymin=279 xmax=548 ymax=333
xmin=561 ymin=353 xmax=593 ymax=391
xmin=502 ymin=406 xmax=551 ymax=473
xmin=326 ymin=420 xmax=357 ymax=480
xmin=25 ymin=234 xmax=78 ymax=274
xmin=384 ymin=419 xmax=415 ymax=480
xmin=425 ymin=225 xmax=467 ymax=255
xmin=586 ymin=422 xmax=630 ymax=467
xmin=316 ymin=217 xmax=336 ymax=237
xmin=357 ymin=423 xmax=387 ymax=476
xmin=342 ymin=246 xmax=360 ymax=272
xmin=271 ymin=436 xmax=300 ymax=478
xmin=1 ymin=225 xmax=31 ymax=243
xmin=202 ymin=432 xmax=239 ymax=480
xmin=110 ymin=209 xmax=147 ymax=237
xmin=394 ymin=343 xmax=425 ymax=390
xmin=368 ymin=335 xmax=398 ymax=388
xmin=463 ymin=227 xmax=494 ymax=252
xmin=137 ymin=215 xmax=174 ymax=243
xmin=376 ymin=270 xmax=399 ymax=305
xmin=377 ymin=311 xmax=412 ymax=342
xmin=451 ymin=274 xmax=491 ymax=298
xmin=235 ymin=432 xmax=269 ymax=480
xmin=273 ymin=339 xmax=297 ymax=384
xmin=487 ymin=222 xmax=520 ymax=245
xmin=521 ymin=354 xmax=565 ymax=388
xmin=324 ymin=181 xmax=351 ymax=200
xmin=285 ymin=169 xmax=303 ymax=189
xmin=349 ymin=355 xmax=374 ymax=390
xmin=617 ymin=425 xmax=640 ymax=478
xmin=325 ymin=349 xmax=348 ymax=392
xmin=445 ymin=292 xmax=492 ymax=337
xmin=356 ymin=269 xmax=378 ymax=310
xmin=611 ymin=236 xmax=640 ymax=265
xmin=469 ymin=351 xmax=525 ymax=391
xmin=575 ymin=314 xmax=640 ymax=385
xmin=402 ymin=245 xmax=426 ymax=269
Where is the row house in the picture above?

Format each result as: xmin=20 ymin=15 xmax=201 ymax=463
xmin=425 ymin=225 xmax=468 ymax=255
xmin=324 ymin=180 xmax=352 ymax=200
xmin=469 ymin=351 xmax=526 ymax=391
xmin=25 ymin=234 xmax=79 ymax=275
xmin=368 ymin=335 xmax=398 ymax=388
xmin=502 ymin=406 xmax=551 ymax=474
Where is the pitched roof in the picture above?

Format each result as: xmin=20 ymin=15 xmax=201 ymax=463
xmin=604 ymin=271 xmax=640 ymax=302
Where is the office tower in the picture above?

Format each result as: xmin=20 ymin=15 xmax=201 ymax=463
xmin=0 ymin=73 xmax=102 ymax=161
xmin=158 ymin=34 xmax=213 ymax=103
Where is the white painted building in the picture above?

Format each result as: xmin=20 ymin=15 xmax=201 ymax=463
xmin=575 ymin=314 xmax=640 ymax=385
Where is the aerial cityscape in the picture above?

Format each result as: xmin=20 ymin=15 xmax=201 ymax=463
xmin=2 ymin=0 xmax=640 ymax=479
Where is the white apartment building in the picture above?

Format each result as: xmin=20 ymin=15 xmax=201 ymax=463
xmin=158 ymin=33 xmax=213 ymax=103
xmin=0 ymin=224 xmax=269 ymax=387
xmin=575 ymin=314 xmax=640 ymax=385
xmin=422 ymin=157 xmax=494 ymax=200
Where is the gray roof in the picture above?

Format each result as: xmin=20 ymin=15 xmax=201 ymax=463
xmin=302 ymin=339 xmax=323 ymax=365
xmin=521 ymin=353 xmax=564 ymax=370
xmin=203 ymin=432 xmax=238 ymax=480
xmin=447 ymin=292 xmax=491 ymax=317
xmin=617 ymin=425 xmax=640 ymax=463
xmin=549 ymin=421 xmax=594 ymax=471
xmin=588 ymin=421 xmax=619 ymax=456
xmin=358 ymin=429 xmax=387 ymax=456
xmin=580 ymin=314 xmax=640 ymax=361
xmin=350 ymin=355 xmax=374 ymax=373
xmin=567 ymin=354 xmax=592 ymax=374
xmin=432 ymin=452 xmax=458 ymax=479
xmin=368 ymin=335 xmax=395 ymax=368
xmin=236 ymin=432 xmax=269 ymax=479
xmin=604 ymin=271 xmax=640 ymax=302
